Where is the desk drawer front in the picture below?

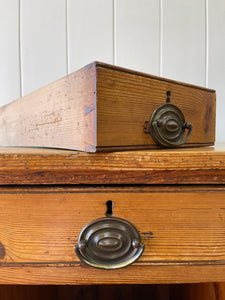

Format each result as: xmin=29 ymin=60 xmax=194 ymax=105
xmin=0 ymin=190 xmax=225 ymax=284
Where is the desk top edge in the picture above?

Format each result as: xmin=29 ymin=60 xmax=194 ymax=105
xmin=0 ymin=143 xmax=224 ymax=157
xmin=0 ymin=144 xmax=224 ymax=185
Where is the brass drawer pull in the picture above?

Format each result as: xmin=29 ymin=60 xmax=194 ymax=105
xmin=145 ymin=92 xmax=193 ymax=147
xmin=74 ymin=217 xmax=144 ymax=270
xmin=151 ymin=119 xmax=193 ymax=147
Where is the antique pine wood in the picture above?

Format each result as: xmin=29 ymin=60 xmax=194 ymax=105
xmin=0 ymin=145 xmax=225 ymax=299
xmin=0 ymin=191 xmax=225 ymax=265
xmin=96 ymin=65 xmax=215 ymax=148
xmin=0 ymin=62 xmax=216 ymax=152
xmin=0 ymin=144 xmax=225 ymax=185
xmin=1 ymin=265 xmax=225 ymax=286
xmin=0 ymin=63 xmax=96 ymax=152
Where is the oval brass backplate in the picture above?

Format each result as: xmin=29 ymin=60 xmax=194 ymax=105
xmin=74 ymin=217 xmax=145 ymax=270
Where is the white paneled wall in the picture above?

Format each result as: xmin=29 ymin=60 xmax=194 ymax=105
xmin=0 ymin=0 xmax=20 ymax=104
xmin=115 ymin=0 xmax=160 ymax=75
xmin=0 ymin=0 xmax=224 ymax=141
xmin=68 ymin=0 xmax=113 ymax=72
xmin=162 ymin=0 xmax=206 ymax=86
xmin=20 ymin=0 xmax=67 ymax=95
xmin=208 ymin=0 xmax=225 ymax=142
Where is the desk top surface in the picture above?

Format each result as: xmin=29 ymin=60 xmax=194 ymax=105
xmin=0 ymin=144 xmax=225 ymax=185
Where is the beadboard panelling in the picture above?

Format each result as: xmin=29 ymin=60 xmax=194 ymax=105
xmin=20 ymin=0 xmax=67 ymax=96
xmin=162 ymin=0 xmax=206 ymax=86
xmin=115 ymin=0 xmax=160 ymax=75
xmin=208 ymin=0 xmax=225 ymax=142
xmin=67 ymin=0 xmax=113 ymax=73
xmin=0 ymin=0 xmax=20 ymax=106
xmin=0 ymin=1 xmax=224 ymax=141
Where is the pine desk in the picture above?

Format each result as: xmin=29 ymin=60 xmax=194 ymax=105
xmin=0 ymin=145 xmax=225 ymax=299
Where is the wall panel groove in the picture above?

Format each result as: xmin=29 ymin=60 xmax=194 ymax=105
xmin=0 ymin=0 xmax=224 ymax=141
xmin=67 ymin=0 xmax=113 ymax=73
xmin=20 ymin=0 xmax=67 ymax=96
xmin=115 ymin=0 xmax=160 ymax=75
xmin=208 ymin=0 xmax=225 ymax=142
xmin=162 ymin=0 xmax=206 ymax=86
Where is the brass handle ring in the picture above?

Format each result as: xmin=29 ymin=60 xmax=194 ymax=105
xmin=152 ymin=120 xmax=193 ymax=147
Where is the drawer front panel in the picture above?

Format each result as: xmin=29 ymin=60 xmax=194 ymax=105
xmin=0 ymin=191 xmax=225 ymax=263
xmin=0 ymin=190 xmax=225 ymax=284
xmin=97 ymin=67 xmax=215 ymax=148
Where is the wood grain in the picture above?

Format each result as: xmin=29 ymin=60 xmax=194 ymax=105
xmin=1 ymin=265 xmax=225 ymax=285
xmin=0 ymin=63 xmax=96 ymax=152
xmin=0 ymin=61 xmax=215 ymax=152
xmin=1 ymin=185 xmax=225 ymax=193
xmin=97 ymin=66 xmax=215 ymax=147
xmin=0 ymin=191 xmax=225 ymax=269
xmin=214 ymin=282 xmax=225 ymax=299
xmin=0 ymin=144 xmax=224 ymax=185
xmin=96 ymin=62 xmax=215 ymax=92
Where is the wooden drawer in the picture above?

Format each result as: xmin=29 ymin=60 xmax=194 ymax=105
xmin=1 ymin=187 xmax=225 ymax=285
xmin=0 ymin=62 xmax=215 ymax=152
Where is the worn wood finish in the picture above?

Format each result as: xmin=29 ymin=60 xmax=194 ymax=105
xmin=0 ymin=63 xmax=96 ymax=152
xmin=0 ymin=147 xmax=224 ymax=289
xmin=0 ymin=144 xmax=225 ymax=185
xmin=96 ymin=66 xmax=215 ymax=147
xmin=0 ymin=62 xmax=215 ymax=152
xmin=1 ymin=265 xmax=225 ymax=285
xmin=0 ymin=190 xmax=225 ymax=285
xmin=1 ymin=185 xmax=225 ymax=193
